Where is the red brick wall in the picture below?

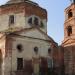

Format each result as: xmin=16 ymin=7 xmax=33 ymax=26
xmin=0 ymin=2 xmax=47 ymax=19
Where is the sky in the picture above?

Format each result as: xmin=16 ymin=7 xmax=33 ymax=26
xmin=0 ymin=0 xmax=71 ymax=45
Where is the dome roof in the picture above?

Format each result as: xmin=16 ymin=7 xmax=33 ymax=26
xmin=7 ymin=0 xmax=27 ymax=4
xmin=6 ymin=0 xmax=38 ymax=6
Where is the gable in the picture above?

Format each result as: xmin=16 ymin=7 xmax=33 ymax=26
xmin=17 ymin=29 xmax=48 ymax=40
xmin=15 ymin=28 xmax=52 ymax=41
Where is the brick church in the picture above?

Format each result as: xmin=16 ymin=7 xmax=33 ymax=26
xmin=0 ymin=0 xmax=58 ymax=75
xmin=1 ymin=0 xmax=75 ymax=75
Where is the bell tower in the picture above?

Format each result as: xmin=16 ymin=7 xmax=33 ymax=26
xmin=62 ymin=1 xmax=75 ymax=75
xmin=62 ymin=0 xmax=75 ymax=46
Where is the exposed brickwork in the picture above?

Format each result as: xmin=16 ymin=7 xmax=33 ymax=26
xmin=0 ymin=3 xmax=25 ymax=15
xmin=5 ymin=35 xmax=15 ymax=57
xmin=0 ymin=1 xmax=59 ymax=75
xmin=0 ymin=2 xmax=47 ymax=19
xmin=62 ymin=3 xmax=75 ymax=75
xmin=25 ymin=3 xmax=47 ymax=19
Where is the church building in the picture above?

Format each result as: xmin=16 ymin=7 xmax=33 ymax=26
xmin=0 ymin=0 xmax=58 ymax=75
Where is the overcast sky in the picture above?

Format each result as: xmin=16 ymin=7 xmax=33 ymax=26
xmin=0 ymin=0 xmax=71 ymax=45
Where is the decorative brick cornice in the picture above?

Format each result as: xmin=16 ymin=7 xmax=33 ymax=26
xmin=62 ymin=38 xmax=75 ymax=46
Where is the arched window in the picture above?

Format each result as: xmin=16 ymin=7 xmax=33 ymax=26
xmin=68 ymin=10 xmax=73 ymax=18
xmin=28 ymin=16 xmax=42 ymax=27
xmin=67 ymin=26 xmax=72 ymax=36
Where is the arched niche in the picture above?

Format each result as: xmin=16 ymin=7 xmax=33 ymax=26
xmin=68 ymin=9 xmax=73 ymax=19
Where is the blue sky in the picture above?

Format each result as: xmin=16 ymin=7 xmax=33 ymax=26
xmin=0 ymin=0 xmax=71 ymax=44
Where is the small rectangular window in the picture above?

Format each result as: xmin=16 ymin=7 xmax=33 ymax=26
xmin=9 ymin=15 xmax=14 ymax=25
xmin=17 ymin=58 xmax=23 ymax=70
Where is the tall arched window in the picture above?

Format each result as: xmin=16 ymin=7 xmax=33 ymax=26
xmin=68 ymin=10 xmax=73 ymax=18
xmin=67 ymin=26 xmax=72 ymax=36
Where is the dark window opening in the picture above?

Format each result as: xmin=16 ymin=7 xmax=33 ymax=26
xmin=34 ymin=17 xmax=39 ymax=26
xmin=28 ymin=18 xmax=32 ymax=24
xmin=9 ymin=15 xmax=14 ymax=25
xmin=17 ymin=44 xmax=23 ymax=52
xmin=34 ymin=47 xmax=38 ymax=54
xmin=17 ymin=58 xmax=23 ymax=70
xmin=48 ymin=48 xmax=51 ymax=54
xmin=67 ymin=26 xmax=72 ymax=36
xmin=68 ymin=10 xmax=73 ymax=18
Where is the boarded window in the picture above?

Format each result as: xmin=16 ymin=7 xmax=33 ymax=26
xmin=17 ymin=58 xmax=23 ymax=70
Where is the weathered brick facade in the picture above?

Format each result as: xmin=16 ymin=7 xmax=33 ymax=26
xmin=0 ymin=0 xmax=58 ymax=75
xmin=62 ymin=1 xmax=75 ymax=75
